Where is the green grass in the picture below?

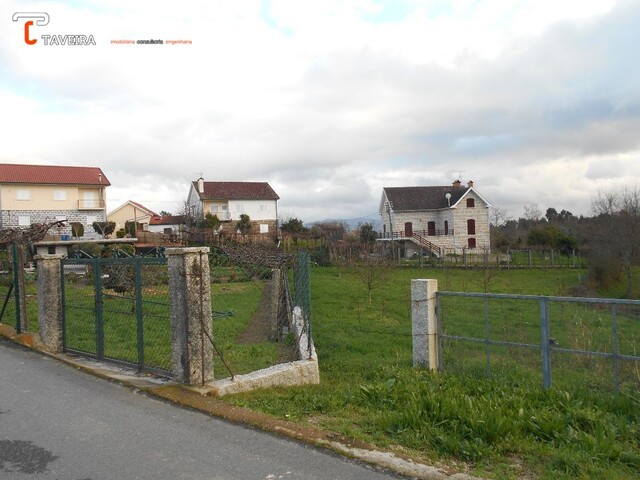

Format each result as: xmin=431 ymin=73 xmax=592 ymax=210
xmin=224 ymin=266 xmax=640 ymax=480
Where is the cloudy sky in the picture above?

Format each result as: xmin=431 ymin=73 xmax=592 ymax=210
xmin=2 ymin=0 xmax=639 ymax=225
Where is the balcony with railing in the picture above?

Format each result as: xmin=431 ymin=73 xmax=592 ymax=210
xmin=378 ymin=228 xmax=455 ymax=239
xmin=78 ymin=199 xmax=105 ymax=210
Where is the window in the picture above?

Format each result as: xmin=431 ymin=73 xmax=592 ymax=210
xmin=18 ymin=215 xmax=30 ymax=226
xmin=16 ymin=189 xmax=30 ymax=200
xmin=56 ymin=215 xmax=67 ymax=223
xmin=48 ymin=246 xmax=56 ymax=255
xmin=444 ymin=220 xmax=449 ymax=235
xmin=259 ymin=224 xmax=269 ymax=234
xmin=466 ymin=198 xmax=475 ymax=208
xmin=210 ymin=205 xmax=219 ymax=212
xmin=427 ymin=221 xmax=436 ymax=236
xmin=467 ymin=219 xmax=476 ymax=235
xmin=468 ymin=238 xmax=477 ymax=249
xmin=54 ymin=190 xmax=67 ymax=201
xmin=86 ymin=215 xmax=97 ymax=226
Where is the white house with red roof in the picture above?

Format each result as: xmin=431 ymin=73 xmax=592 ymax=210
xmin=0 ymin=163 xmax=110 ymax=239
xmin=186 ymin=178 xmax=279 ymax=236
xmin=379 ymin=180 xmax=491 ymax=257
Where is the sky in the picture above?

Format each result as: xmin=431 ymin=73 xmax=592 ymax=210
xmin=2 ymin=0 xmax=639 ymax=226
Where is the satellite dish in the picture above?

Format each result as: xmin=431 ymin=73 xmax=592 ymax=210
xmin=445 ymin=192 xmax=452 ymax=207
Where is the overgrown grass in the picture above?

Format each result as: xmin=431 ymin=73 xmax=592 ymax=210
xmin=225 ymin=266 xmax=640 ymax=479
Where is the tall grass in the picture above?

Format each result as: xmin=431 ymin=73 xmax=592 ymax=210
xmin=227 ymin=266 xmax=640 ymax=480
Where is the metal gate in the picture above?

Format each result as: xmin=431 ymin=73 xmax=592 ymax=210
xmin=61 ymin=256 xmax=172 ymax=376
xmin=0 ymin=244 xmax=28 ymax=332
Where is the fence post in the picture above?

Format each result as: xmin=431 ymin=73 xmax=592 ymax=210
xmin=411 ymin=279 xmax=439 ymax=370
xmin=12 ymin=243 xmax=27 ymax=332
xmin=34 ymin=254 xmax=64 ymax=352
xmin=166 ymin=247 xmax=213 ymax=385
xmin=539 ymin=297 xmax=552 ymax=389
xmin=269 ymin=268 xmax=282 ymax=341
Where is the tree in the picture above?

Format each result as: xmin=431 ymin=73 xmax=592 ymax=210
xmin=490 ymin=207 xmax=509 ymax=228
xmin=236 ymin=214 xmax=252 ymax=235
xmin=591 ymin=188 xmax=640 ymax=297
xmin=200 ymin=212 xmax=220 ymax=231
xmin=160 ymin=210 xmax=172 ymax=216
xmin=359 ymin=223 xmax=378 ymax=244
xmin=352 ymin=245 xmax=392 ymax=304
xmin=92 ymin=221 xmax=116 ymax=238
xmin=280 ymin=217 xmax=308 ymax=245
xmin=523 ymin=203 xmax=543 ymax=222
xmin=545 ymin=207 xmax=559 ymax=223
xmin=70 ymin=222 xmax=84 ymax=238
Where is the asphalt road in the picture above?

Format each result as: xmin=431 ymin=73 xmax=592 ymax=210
xmin=0 ymin=339 xmax=401 ymax=480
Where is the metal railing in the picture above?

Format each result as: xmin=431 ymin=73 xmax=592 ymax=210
xmin=379 ymin=228 xmax=454 ymax=239
xmin=437 ymin=291 xmax=640 ymax=392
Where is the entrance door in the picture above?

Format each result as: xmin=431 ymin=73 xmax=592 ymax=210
xmin=404 ymin=222 xmax=413 ymax=237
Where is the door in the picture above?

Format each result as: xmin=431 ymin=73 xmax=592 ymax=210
xmin=427 ymin=221 xmax=436 ymax=236
xmin=404 ymin=222 xmax=413 ymax=237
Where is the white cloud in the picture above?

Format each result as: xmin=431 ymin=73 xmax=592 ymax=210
xmin=1 ymin=0 xmax=637 ymax=222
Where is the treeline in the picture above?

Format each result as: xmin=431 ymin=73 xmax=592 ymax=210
xmin=492 ymin=188 xmax=640 ymax=296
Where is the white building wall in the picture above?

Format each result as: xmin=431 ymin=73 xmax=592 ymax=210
xmin=227 ymin=200 xmax=277 ymax=221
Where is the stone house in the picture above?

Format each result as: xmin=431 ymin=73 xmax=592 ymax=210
xmin=378 ymin=180 xmax=491 ymax=257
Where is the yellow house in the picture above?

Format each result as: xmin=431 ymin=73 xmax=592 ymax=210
xmin=107 ymin=200 xmax=158 ymax=232
xmin=0 ymin=163 xmax=110 ymax=238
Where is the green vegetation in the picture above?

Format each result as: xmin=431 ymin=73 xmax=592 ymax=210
xmin=225 ymin=266 xmax=640 ymax=480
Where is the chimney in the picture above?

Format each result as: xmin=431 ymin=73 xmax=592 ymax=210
xmin=452 ymin=179 xmax=462 ymax=188
xmin=467 ymin=180 xmax=474 ymax=188
xmin=197 ymin=177 xmax=204 ymax=194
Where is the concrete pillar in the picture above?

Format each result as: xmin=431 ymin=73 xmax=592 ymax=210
xmin=35 ymin=254 xmax=64 ymax=353
xmin=411 ymin=279 xmax=439 ymax=370
xmin=166 ymin=247 xmax=213 ymax=385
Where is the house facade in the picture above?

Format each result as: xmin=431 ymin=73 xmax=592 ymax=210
xmin=0 ymin=163 xmax=110 ymax=239
xmin=148 ymin=215 xmax=184 ymax=234
xmin=107 ymin=200 xmax=158 ymax=232
xmin=186 ymin=179 xmax=279 ymax=236
xmin=379 ymin=180 xmax=491 ymax=257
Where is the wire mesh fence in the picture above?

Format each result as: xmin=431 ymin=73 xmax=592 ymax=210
xmin=207 ymin=245 xmax=301 ymax=378
xmin=62 ymin=257 xmax=172 ymax=375
xmin=437 ymin=292 xmax=640 ymax=393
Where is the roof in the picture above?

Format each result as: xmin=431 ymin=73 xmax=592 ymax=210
xmin=382 ymin=186 xmax=471 ymax=211
xmin=0 ymin=163 xmax=110 ymax=186
xmin=108 ymin=200 xmax=158 ymax=218
xmin=149 ymin=215 xmax=185 ymax=225
xmin=192 ymin=181 xmax=279 ymax=201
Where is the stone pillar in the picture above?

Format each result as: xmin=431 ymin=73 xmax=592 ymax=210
xmin=411 ymin=279 xmax=439 ymax=370
xmin=35 ymin=254 xmax=64 ymax=353
xmin=166 ymin=247 xmax=213 ymax=385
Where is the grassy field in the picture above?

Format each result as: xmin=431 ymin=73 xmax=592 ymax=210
xmin=224 ymin=266 xmax=640 ymax=480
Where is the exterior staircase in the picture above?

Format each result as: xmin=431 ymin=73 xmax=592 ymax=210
xmin=409 ymin=233 xmax=442 ymax=257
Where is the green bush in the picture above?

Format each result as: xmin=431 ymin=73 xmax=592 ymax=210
xmin=70 ymin=222 xmax=84 ymax=237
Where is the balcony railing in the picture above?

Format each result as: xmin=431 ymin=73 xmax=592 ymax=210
xmin=78 ymin=199 xmax=105 ymax=210
xmin=378 ymin=228 xmax=454 ymax=239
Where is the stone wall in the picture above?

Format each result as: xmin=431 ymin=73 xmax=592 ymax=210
xmin=1 ymin=209 xmax=106 ymax=237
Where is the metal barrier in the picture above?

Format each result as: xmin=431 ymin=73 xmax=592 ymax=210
xmin=437 ymin=291 xmax=640 ymax=392
xmin=61 ymin=256 xmax=171 ymax=376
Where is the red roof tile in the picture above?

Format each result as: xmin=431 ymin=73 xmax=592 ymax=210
xmin=0 ymin=163 xmax=111 ymax=186
xmin=150 ymin=215 xmax=185 ymax=225
xmin=193 ymin=181 xmax=279 ymax=200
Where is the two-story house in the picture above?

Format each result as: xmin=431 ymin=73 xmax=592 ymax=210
xmin=0 ymin=163 xmax=110 ymax=238
xmin=378 ymin=180 xmax=491 ymax=257
xmin=186 ymin=179 xmax=279 ymax=236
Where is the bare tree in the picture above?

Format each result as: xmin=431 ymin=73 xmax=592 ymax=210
xmin=523 ymin=203 xmax=543 ymax=222
xmin=490 ymin=206 xmax=509 ymax=228
xmin=352 ymin=244 xmax=393 ymax=304
xmin=591 ymin=187 xmax=640 ymax=297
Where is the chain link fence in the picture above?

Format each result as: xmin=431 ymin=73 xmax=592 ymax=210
xmin=62 ymin=257 xmax=172 ymax=375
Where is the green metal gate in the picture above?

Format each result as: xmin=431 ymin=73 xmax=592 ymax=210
xmin=61 ymin=256 xmax=172 ymax=376
xmin=0 ymin=244 xmax=28 ymax=332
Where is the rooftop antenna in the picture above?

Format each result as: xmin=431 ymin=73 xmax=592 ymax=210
xmin=457 ymin=170 xmax=465 ymax=180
